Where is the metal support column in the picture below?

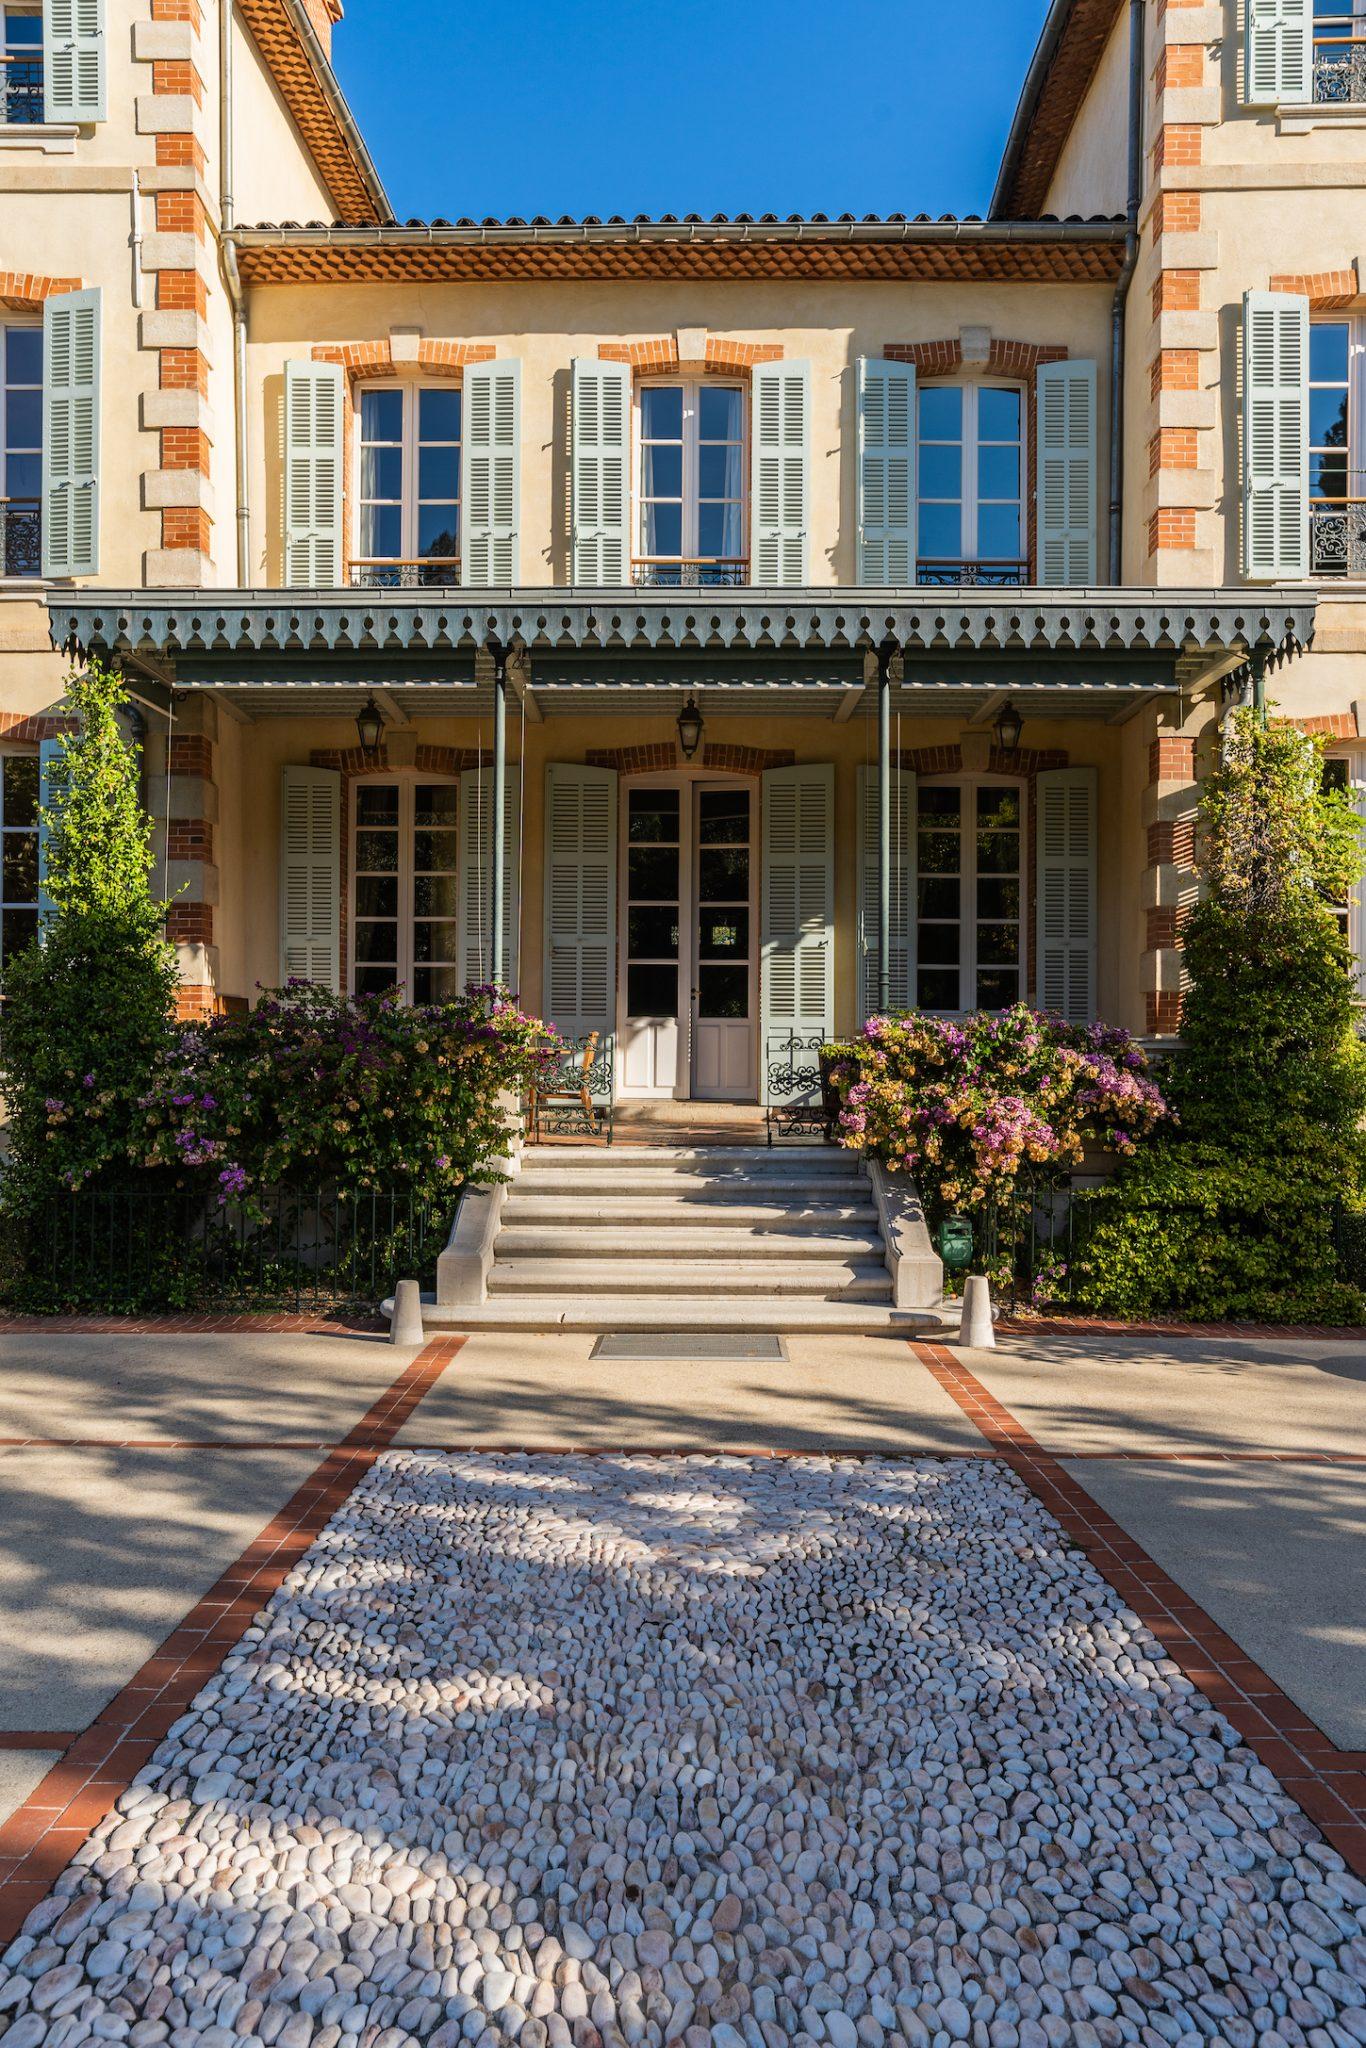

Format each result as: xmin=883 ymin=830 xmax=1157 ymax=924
xmin=488 ymin=639 xmax=507 ymax=984
xmin=1251 ymin=649 xmax=1269 ymax=723
xmin=877 ymin=641 xmax=896 ymax=1015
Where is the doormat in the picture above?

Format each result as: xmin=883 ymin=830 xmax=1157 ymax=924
xmin=590 ymin=1333 xmax=787 ymax=1362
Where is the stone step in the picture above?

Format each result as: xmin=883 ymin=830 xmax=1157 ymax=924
xmin=388 ymin=1294 xmax=944 ymax=1335
xmin=519 ymin=1147 xmax=861 ymax=1179
xmin=514 ymin=1171 xmax=866 ymax=1200
xmin=504 ymin=1195 xmax=878 ymax=1224
xmin=496 ymin=1226 xmax=887 ymax=1261
xmin=488 ymin=1259 xmax=894 ymax=1300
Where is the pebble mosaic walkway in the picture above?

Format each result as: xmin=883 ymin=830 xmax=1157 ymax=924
xmin=1 ymin=1449 xmax=1364 ymax=2048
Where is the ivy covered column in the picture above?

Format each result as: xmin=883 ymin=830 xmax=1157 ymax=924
xmin=149 ymin=691 xmax=220 ymax=1020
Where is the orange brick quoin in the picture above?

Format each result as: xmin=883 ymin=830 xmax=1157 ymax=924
xmin=1153 ymin=271 xmax=1200 ymax=318
xmin=154 ymin=132 xmax=208 ymax=175
xmin=1151 ymin=124 xmax=1203 ymax=172
xmin=1149 ymin=192 xmax=1202 ymax=239
xmin=1149 ymin=735 xmax=1196 ymax=784
xmin=1146 ymin=991 xmax=1183 ymax=1035
xmin=1149 ymin=427 xmax=1200 ymax=476
xmin=1152 ymin=349 xmax=1200 ymax=399
xmin=150 ymin=0 xmax=204 ymax=27
xmin=1155 ymin=43 xmax=1205 ymax=90
xmin=1148 ymin=817 xmax=1198 ymax=868
xmin=1149 ymin=508 xmax=1198 ymax=554
xmin=157 ymin=270 xmax=209 ymax=316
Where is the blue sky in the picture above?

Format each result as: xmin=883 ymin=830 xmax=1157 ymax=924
xmin=328 ymin=0 xmax=1051 ymax=224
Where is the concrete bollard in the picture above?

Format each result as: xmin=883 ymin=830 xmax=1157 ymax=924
xmin=389 ymin=1278 xmax=425 ymax=1347
xmin=958 ymin=1274 xmax=996 ymax=1350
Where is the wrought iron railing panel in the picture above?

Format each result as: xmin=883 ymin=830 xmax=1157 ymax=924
xmin=348 ymin=559 xmax=461 ymax=589
xmin=0 ymin=58 xmax=43 ymax=124
xmin=632 ymin=560 xmax=749 ymax=589
xmin=764 ymin=1031 xmax=831 ymax=1144
xmin=1315 ymin=39 xmax=1366 ymax=102
xmin=915 ymin=560 xmax=1028 ymax=587
xmin=531 ymin=1033 xmax=615 ymax=1142
xmin=0 ymin=502 xmax=40 ymax=580
xmin=1311 ymin=503 xmax=1366 ymax=579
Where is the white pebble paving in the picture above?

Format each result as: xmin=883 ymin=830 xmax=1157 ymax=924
xmin=1 ymin=1450 xmax=1364 ymax=2048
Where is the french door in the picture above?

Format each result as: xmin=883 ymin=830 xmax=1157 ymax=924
xmin=350 ymin=777 xmax=460 ymax=1002
xmin=617 ymin=777 xmax=757 ymax=1101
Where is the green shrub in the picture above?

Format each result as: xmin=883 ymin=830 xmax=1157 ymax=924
xmin=0 ymin=661 xmax=177 ymax=1218
xmin=1083 ymin=709 xmax=1366 ymax=1325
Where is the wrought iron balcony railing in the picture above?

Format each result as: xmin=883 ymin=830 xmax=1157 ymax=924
xmin=347 ymin=558 xmax=460 ymax=589
xmin=916 ymin=559 xmax=1028 ymax=587
xmin=0 ymin=500 xmax=41 ymax=579
xmin=1315 ymin=34 xmax=1366 ymax=102
xmin=0 ymin=55 xmax=43 ymax=124
xmin=632 ymin=557 xmax=749 ymax=588
xmin=1312 ymin=500 xmax=1366 ymax=579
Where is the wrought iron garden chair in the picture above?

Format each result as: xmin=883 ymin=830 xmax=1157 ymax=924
xmin=531 ymin=1031 xmax=603 ymax=1144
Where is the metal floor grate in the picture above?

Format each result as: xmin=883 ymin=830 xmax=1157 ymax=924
xmin=590 ymin=1333 xmax=787 ymax=1362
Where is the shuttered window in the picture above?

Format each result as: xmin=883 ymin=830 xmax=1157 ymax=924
xmin=284 ymin=360 xmax=343 ymax=588
xmin=457 ymin=767 xmax=520 ymax=993
xmin=917 ymin=383 xmax=1026 ymax=585
xmin=857 ymin=358 xmax=915 ymax=584
xmin=751 ymin=362 xmax=809 ymax=586
xmin=1036 ymin=767 xmax=1098 ymax=1024
xmin=1036 ymin=360 xmax=1098 ymax=587
xmin=1306 ymin=319 xmax=1366 ymax=579
xmin=462 ymin=359 xmax=520 ymax=586
xmin=42 ymin=0 xmax=104 ymax=123
xmin=543 ymin=763 xmax=618 ymax=1049
xmin=1244 ymin=0 xmax=1312 ymax=103
xmin=571 ymin=358 xmax=631 ymax=586
xmin=1243 ymin=291 xmax=1310 ymax=580
xmin=1 ymin=324 xmax=41 ymax=577
xmin=354 ymin=385 xmax=461 ymax=588
xmin=279 ymin=767 xmax=341 ymax=992
xmin=856 ymin=764 xmax=916 ymax=1020
xmin=637 ymin=380 xmax=746 ymax=587
xmin=760 ymin=764 xmax=834 ymax=1098
xmin=42 ymin=287 xmax=100 ymax=579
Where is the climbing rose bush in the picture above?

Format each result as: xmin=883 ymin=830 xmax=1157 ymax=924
xmin=827 ymin=1005 xmax=1170 ymax=1214
xmin=133 ymin=981 xmax=562 ymax=1208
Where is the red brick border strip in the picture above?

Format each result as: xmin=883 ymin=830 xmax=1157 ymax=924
xmin=997 ymin=1317 xmax=1366 ymax=1341
xmin=912 ymin=1340 xmax=1366 ymax=1876
xmin=0 ymin=1337 xmax=463 ymax=1943
xmin=0 ymin=1313 xmax=385 ymax=1335
xmin=0 ymin=1735 xmax=80 ymax=1752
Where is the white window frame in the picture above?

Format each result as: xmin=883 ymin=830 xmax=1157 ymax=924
xmin=1313 ymin=0 xmax=1366 ymax=100
xmin=917 ymin=380 xmax=1026 ymax=574
xmin=634 ymin=377 xmax=748 ymax=581
xmin=348 ymin=769 xmax=459 ymax=1002
xmin=0 ymin=744 xmax=41 ymax=973
xmin=352 ymin=381 xmax=461 ymax=582
xmin=915 ymin=772 xmax=1027 ymax=1017
xmin=1 ymin=317 xmax=41 ymax=579
xmin=1310 ymin=315 xmax=1366 ymax=578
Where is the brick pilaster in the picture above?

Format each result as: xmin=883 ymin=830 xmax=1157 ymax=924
xmin=151 ymin=699 xmax=220 ymax=1011
xmin=1141 ymin=729 xmax=1198 ymax=1036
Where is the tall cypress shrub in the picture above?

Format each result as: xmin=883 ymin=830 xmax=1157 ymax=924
xmin=1082 ymin=709 xmax=1366 ymax=1323
xmin=0 ymin=661 xmax=177 ymax=1218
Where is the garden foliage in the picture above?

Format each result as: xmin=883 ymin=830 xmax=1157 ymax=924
xmin=1082 ymin=711 xmax=1366 ymax=1323
xmin=0 ymin=660 xmax=177 ymax=1216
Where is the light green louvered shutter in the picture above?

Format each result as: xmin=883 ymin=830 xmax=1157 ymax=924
xmin=1243 ymin=291 xmax=1310 ymax=580
xmin=42 ymin=289 xmax=101 ymax=579
xmin=1037 ymin=360 xmax=1097 ymax=587
xmin=752 ymin=361 xmax=809 ymax=585
xmin=279 ymin=767 xmax=340 ymax=991
xmin=37 ymin=738 xmax=65 ymax=933
xmin=761 ymin=763 xmax=834 ymax=1101
xmin=1245 ymin=0 xmax=1311 ymax=104
xmin=1036 ymin=767 xmax=1097 ymax=1024
xmin=283 ymin=361 xmax=343 ymax=587
xmin=1350 ymin=755 xmax=1366 ymax=1001
xmin=571 ymin=358 xmax=630 ymax=585
xmin=857 ymin=359 xmax=915 ymax=584
xmin=544 ymin=763 xmax=617 ymax=1051
xmin=856 ymin=764 xmax=916 ymax=1022
xmin=458 ymin=767 xmax=520 ymax=992
xmin=44 ymin=0 xmax=105 ymax=123
xmin=463 ymin=360 xmax=521 ymax=585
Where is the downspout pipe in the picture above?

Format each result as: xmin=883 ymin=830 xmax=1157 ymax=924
xmin=1108 ymin=0 xmax=1147 ymax=585
xmin=219 ymin=0 xmax=250 ymax=586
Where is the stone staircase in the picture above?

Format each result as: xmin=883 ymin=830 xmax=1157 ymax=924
xmin=413 ymin=1144 xmax=945 ymax=1333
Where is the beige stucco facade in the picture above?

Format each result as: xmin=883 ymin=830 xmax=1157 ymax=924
xmin=0 ymin=0 xmax=1361 ymax=1092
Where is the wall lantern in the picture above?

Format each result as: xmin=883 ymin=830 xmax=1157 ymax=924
xmin=994 ymin=700 xmax=1024 ymax=756
xmin=356 ymin=695 xmax=384 ymax=759
xmin=676 ymin=695 xmax=704 ymax=761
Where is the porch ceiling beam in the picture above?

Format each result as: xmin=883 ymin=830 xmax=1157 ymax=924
xmin=834 ymin=685 xmax=866 ymax=723
xmin=967 ymin=689 xmax=1015 ymax=727
xmin=208 ymin=690 xmax=255 ymax=726
xmin=373 ymin=688 xmax=413 ymax=729
xmin=507 ymin=650 xmax=543 ymax=724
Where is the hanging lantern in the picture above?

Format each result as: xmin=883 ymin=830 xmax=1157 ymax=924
xmin=993 ymin=700 xmax=1024 ymax=755
xmin=355 ymin=695 xmax=384 ymax=758
xmin=676 ymin=695 xmax=704 ymax=761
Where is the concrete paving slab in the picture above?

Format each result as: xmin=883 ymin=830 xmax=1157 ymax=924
xmin=1065 ymin=1456 xmax=1366 ymax=1749
xmin=0 ymin=1332 xmax=397 ymax=1443
xmin=0 ymin=1753 xmax=58 ymax=1827
xmin=395 ymin=1330 xmax=984 ymax=1453
xmin=962 ymin=1333 xmax=1366 ymax=1456
xmin=0 ymin=1445 xmax=319 ymax=1730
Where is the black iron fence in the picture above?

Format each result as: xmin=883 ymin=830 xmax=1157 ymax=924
xmin=14 ymin=1184 xmax=449 ymax=1315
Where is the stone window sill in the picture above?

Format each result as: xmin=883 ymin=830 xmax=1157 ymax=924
xmin=0 ymin=122 xmax=79 ymax=152
xmin=1276 ymin=102 xmax=1366 ymax=134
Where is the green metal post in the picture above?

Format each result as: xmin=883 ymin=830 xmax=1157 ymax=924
xmin=1251 ymin=649 xmax=1268 ymax=724
xmin=489 ymin=641 xmax=506 ymax=985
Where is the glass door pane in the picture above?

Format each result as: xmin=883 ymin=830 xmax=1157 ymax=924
xmin=625 ymin=787 xmax=680 ymax=1018
xmin=696 ymin=786 xmax=750 ymax=1019
xmin=917 ymin=785 xmax=963 ymax=1010
xmin=975 ymin=785 xmax=1023 ymax=1009
xmin=353 ymin=781 xmax=401 ymax=995
xmin=411 ymin=782 xmax=459 ymax=1003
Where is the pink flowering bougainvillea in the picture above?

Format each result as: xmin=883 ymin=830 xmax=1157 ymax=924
xmin=827 ymin=1006 xmax=1170 ymax=1218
